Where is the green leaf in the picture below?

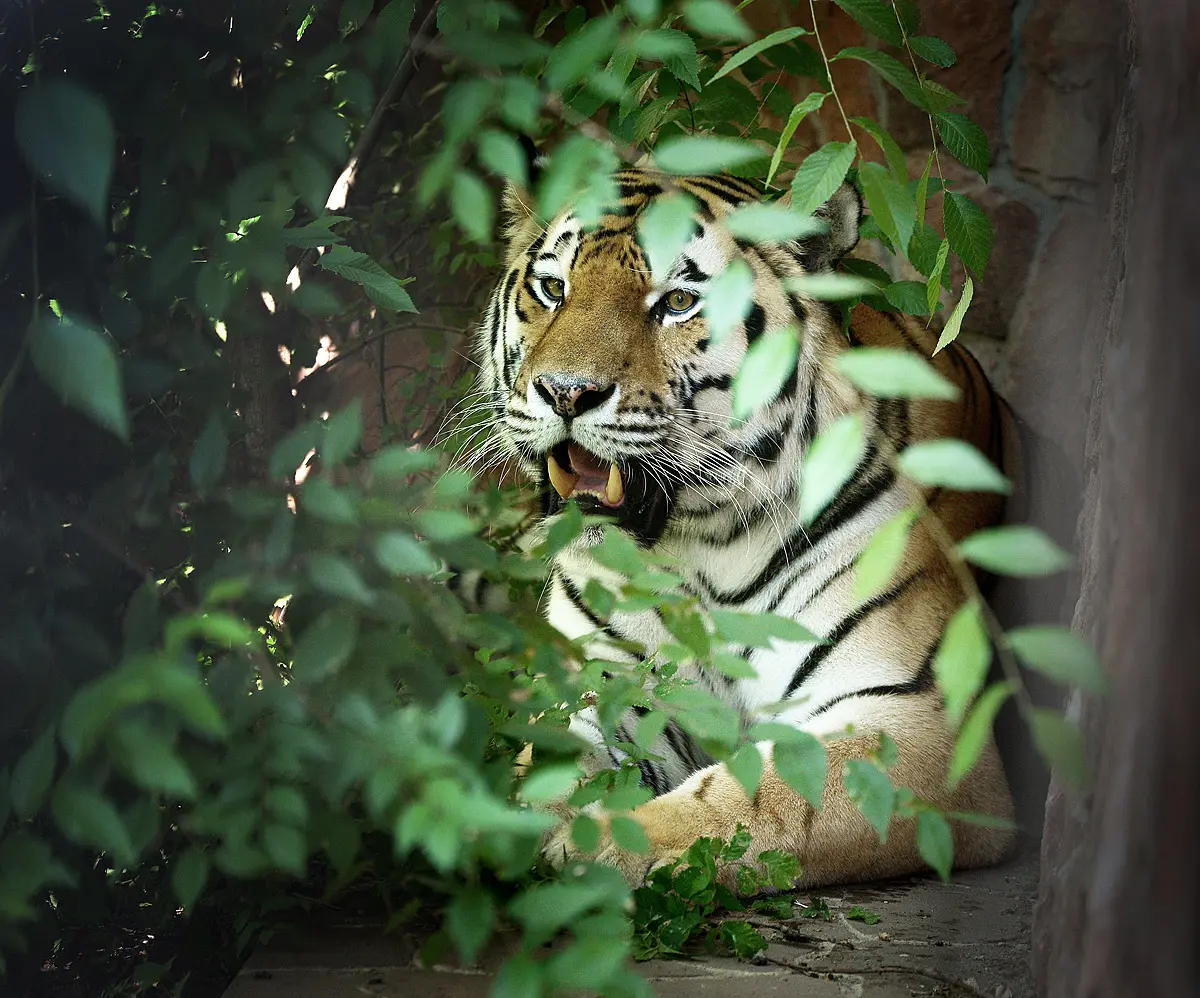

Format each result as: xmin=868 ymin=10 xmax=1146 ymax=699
xmin=263 ymin=822 xmax=307 ymax=876
xmin=710 ymin=27 xmax=809 ymax=83
xmin=786 ymin=273 xmax=879 ymax=300
xmin=318 ymin=246 xmax=417 ymax=312
xmin=29 ymin=313 xmax=129 ymax=441
xmin=634 ymin=710 xmax=668 ymax=751
xmin=1030 ymin=709 xmax=1087 ymax=790
xmin=854 ymin=508 xmax=916 ymax=601
xmin=791 ymin=140 xmax=857 ymax=217
xmin=947 ymin=681 xmax=1013 ymax=788
xmin=799 ymin=412 xmax=866 ymax=525
xmin=477 ymin=129 xmax=529 ymax=187
xmin=834 ymin=47 xmax=959 ymax=112
xmin=291 ymin=609 xmax=359 ymax=680
xmin=758 ymin=849 xmax=802 ymax=890
xmin=51 ymin=781 xmax=136 ymax=866
xmin=898 ymin=439 xmax=1011 ymax=494
xmin=300 ymin=479 xmax=358 ymax=525
xmin=832 ymin=0 xmax=904 ymax=45
xmin=683 ymin=0 xmax=754 ymax=41
xmin=916 ymin=811 xmax=954 ymax=881
xmin=11 ymin=727 xmax=56 ymax=819
xmin=849 ymin=116 xmax=907 ymax=181
xmin=773 ymin=734 xmax=826 ymax=808
xmin=723 ymin=202 xmax=824 ymax=243
xmin=322 ymin=399 xmax=363 ymax=465
xmin=171 ymin=848 xmax=209 ymax=910
xmin=15 ymin=80 xmax=115 ymax=227
xmin=374 ymin=531 xmax=440 ymax=576
xmin=720 ymin=920 xmax=767 ymax=958
xmin=932 ymin=601 xmax=991 ymax=726
xmin=942 ymin=193 xmax=993 ymax=275
xmin=111 ymin=722 xmax=197 ymax=799
xmin=447 ymin=888 xmax=496 ymax=964
xmin=493 ymin=953 xmax=542 ymax=998
xmin=265 ymin=786 xmax=308 ymax=826
xmin=731 ymin=326 xmax=799 ymax=419
xmin=637 ymin=193 xmax=698 ymax=283
xmin=766 ymin=92 xmax=826 ymax=188
xmin=450 ymin=170 xmax=494 ymax=244
xmin=958 ymin=525 xmax=1073 ymax=577
xmin=189 ymin=413 xmax=228 ymax=489
xmin=927 ymin=239 xmax=951 ymax=317
xmin=545 ymin=15 xmax=620 ymax=91
xmin=842 ymin=759 xmax=895 ymax=842
xmin=338 ymin=0 xmax=373 ymax=34
xmin=520 ymin=765 xmax=581 ymax=803
xmin=611 ymin=815 xmax=650 ymax=854
xmin=935 ymin=113 xmax=988 ymax=180
xmin=935 ymin=276 xmax=974 ymax=354
xmin=1007 ymin=626 xmax=1106 ymax=693
xmin=914 ymin=153 xmax=933 ymax=228
xmin=846 ymin=905 xmax=881 ymax=924
xmin=727 ymin=743 xmax=763 ymax=798
xmin=702 ymin=259 xmax=755 ymax=344
xmin=909 ymin=35 xmax=957 ymax=67
xmin=654 ymin=135 xmax=762 ymax=174
xmin=571 ymin=814 xmax=601 ymax=853
xmin=711 ymin=609 xmax=820 ymax=646
xmin=882 ymin=280 xmax=934 ymax=316
xmin=837 ymin=347 xmax=960 ymax=400
xmin=858 ymin=161 xmax=915 ymax=257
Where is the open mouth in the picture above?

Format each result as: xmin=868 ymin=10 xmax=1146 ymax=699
xmin=539 ymin=441 xmax=674 ymax=546
xmin=546 ymin=442 xmax=625 ymax=508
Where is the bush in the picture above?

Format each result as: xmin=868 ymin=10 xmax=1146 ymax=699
xmin=0 ymin=2 xmax=1098 ymax=995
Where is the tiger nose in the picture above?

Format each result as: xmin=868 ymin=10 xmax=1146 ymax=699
xmin=533 ymin=374 xmax=615 ymax=418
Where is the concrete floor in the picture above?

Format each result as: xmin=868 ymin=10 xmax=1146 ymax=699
xmin=224 ymin=846 xmax=1037 ymax=998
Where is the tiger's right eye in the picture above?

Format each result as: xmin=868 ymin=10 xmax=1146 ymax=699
xmin=539 ymin=277 xmax=566 ymax=304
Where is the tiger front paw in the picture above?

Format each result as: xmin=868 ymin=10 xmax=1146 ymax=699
xmin=541 ymin=812 xmax=684 ymax=887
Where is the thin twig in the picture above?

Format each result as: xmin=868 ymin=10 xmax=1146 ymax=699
xmin=807 ymin=0 xmax=855 ymax=142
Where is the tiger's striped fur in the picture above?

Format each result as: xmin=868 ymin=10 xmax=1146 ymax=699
xmin=475 ymin=168 xmax=1016 ymax=887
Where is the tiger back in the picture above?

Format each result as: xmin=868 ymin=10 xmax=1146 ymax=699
xmin=475 ymin=166 xmax=1017 ymax=887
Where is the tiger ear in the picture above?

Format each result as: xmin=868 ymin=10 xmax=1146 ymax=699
xmin=500 ymin=135 xmax=546 ymax=250
xmin=777 ymin=181 xmax=863 ymax=270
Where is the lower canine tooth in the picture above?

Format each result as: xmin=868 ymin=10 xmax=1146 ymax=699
xmin=547 ymin=452 xmax=579 ymax=499
xmin=606 ymin=462 xmax=624 ymax=505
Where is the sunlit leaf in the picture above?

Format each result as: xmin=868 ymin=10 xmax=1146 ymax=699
xmin=1007 ymin=626 xmax=1106 ymax=693
xmin=958 ymin=526 xmax=1072 ymax=577
xmin=947 ymin=681 xmax=1013 ymax=788
xmin=709 ymin=27 xmax=809 ymax=83
xmin=773 ymin=734 xmax=826 ymax=808
xmin=654 ymin=135 xmax=762 ymax=174
xmin=731 ymin=326 xmax=799 ymax=419
xmin=932 ymin=600 xmax=991 ymax=726
xmin=702 ymin=259 xmax=754 ymax=344
xmin=898 ymin=438 xmax=1011 ymax=494
xmin=638 ymin=193 xmax=698 ymax=283
xmin=943 ymin=193 xmax=993 ymax=275
xmin=854 ymin=508 xmax=916 ymax=601
xmin=683 ymin=0 xmax=754 ymax=41
xmin=843 ymin=759 xmax=895 ymax=841
xmin=799 ymin=412 xmax=865 ymax=525
xmin=791 ymin=140 xmax=857 ymax=217
xmin=766 ymin=91 xmax=826 ymax=188
xmin=836 ymin=347 xmax=959 ymax=400
xmin=916 ymin=811 xmax=953 ymax=881
xmin=858 ymin=161 xmax=915 ymax=256
xmin=723 ymin=202 xmax=823 ymax=243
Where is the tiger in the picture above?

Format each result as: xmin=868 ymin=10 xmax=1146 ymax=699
xmin=471 ymin=163 xmax=1017 ymax=888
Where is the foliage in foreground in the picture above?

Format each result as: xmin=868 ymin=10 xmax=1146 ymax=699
xmin=0 ymin=1 xmax=1102 ymax=995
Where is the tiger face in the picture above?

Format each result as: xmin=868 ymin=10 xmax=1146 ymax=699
xmin=476 ymin=169 xmax=863 ymax=544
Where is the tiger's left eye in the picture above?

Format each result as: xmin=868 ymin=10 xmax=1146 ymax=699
xmin=540 ymin=277 xmax=566 ymax=303
xmin=664 ymin=289 xmax=698 ymax=314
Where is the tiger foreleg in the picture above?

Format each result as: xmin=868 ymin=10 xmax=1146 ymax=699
xmin=547 ymin=726 xmax=1015 ymax=889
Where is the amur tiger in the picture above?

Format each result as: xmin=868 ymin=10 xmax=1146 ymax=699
xmin=472 ymin=163 xmax=1017 ymax=888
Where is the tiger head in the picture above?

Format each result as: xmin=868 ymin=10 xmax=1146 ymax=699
xmin=474 ymin=168 xmax=863 ymax=546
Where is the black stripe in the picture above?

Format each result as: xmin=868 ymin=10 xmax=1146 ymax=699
xmin=742 ymin=414 xmax=792 ymax=464
xmin=806 ymin=640 xmax=937 ymax=719
xmin=783 ymin=571 xmax=925 ymax=698
xmin=744 ymin=302 xmax=766 ymax=344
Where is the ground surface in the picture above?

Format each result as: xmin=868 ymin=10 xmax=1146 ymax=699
xmin=223 ymin=846 xmax=1037 ymax=998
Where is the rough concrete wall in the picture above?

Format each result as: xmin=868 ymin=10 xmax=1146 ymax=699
xmin=1031 ymin=1 xmax=1200 ymax=993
